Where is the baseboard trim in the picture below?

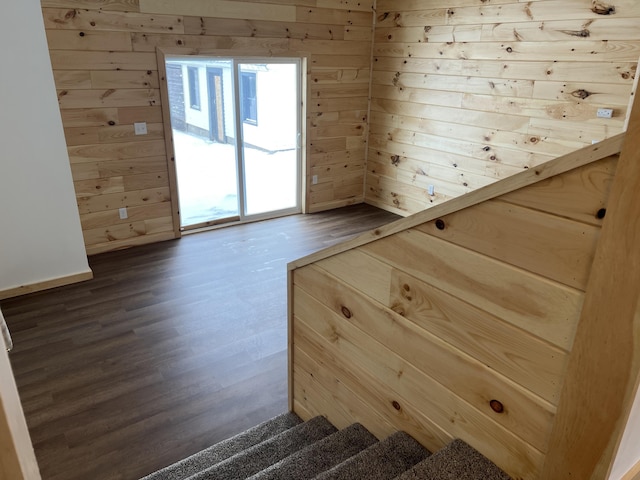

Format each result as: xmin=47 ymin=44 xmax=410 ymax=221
xmin=622 ymin=461 xmax=640 ymax=480
xmin=0 ymin=270 xmax=94 ymax=300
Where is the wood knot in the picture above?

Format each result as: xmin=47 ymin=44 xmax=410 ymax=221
xmin=490 ymin=399 xmax=504 ymax=413
xmin=108 ymin=120 xmax=116 ymax=126
xmin=570 ymin=89 xmax=591 ymax=99
xmin=435 ymin=219 xmax=446 ymax=230
xmin=506 ymin=46 xmax=513 ymax=53
xmin=79 ymin=31 xmax=85 ymax=37
xmin=341 ymin=306 xmax=352 ymax=319
xmin=592 ymin=2 xmax=615 ymax=15
xmin=391 ymin=155 xmax=400 ymax=166
xmin=596 ymin=208 xmax=607 ymax=219
xmin=392 ymin=400 xmax=402 ymax=411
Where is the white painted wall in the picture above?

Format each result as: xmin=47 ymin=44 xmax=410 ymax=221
xmin=242 ymin=63 xmax=298 ymax=152
xmin=0 ymin=1 xmax=90 ymax=295
xmin=610 ymin=382 xmax=640 ymax=479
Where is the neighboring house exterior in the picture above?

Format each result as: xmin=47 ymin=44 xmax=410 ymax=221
xmin=166 ymin=59 xmax=298 ymax=153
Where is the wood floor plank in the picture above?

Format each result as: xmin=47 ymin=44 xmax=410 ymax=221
xmin=1 ymin=205 xmax=398 ymax=480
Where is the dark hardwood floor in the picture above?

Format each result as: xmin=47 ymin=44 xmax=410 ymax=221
xmin=2 ymin=205 xmax=399 ymax=480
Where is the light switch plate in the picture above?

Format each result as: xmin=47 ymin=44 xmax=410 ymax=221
xmin=134 ymin=122 xmax=148 ymax=135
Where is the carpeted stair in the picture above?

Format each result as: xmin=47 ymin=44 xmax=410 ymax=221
xmin=141 ymin=413 xmax=512 ymax=480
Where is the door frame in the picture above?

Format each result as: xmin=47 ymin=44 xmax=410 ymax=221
xmin=206 ymin=67 xmax=225 ymax=143
xmin=156 ymin=47 xmax=309 ymax=237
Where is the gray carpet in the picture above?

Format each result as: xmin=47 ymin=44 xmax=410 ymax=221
xmin=187 ymin=415 xmax=336 ymax=480
xmin=248 ymin=423 xmax=377 ymax=480
xmin=315 ymin=431 xmax=431 ymax=480
xmin=141 ymin=414 xmax=513 ymax=480
xmin=394 ymin=439 xmax=512 ymax=480
xmin=141 ymin=412 xmax=302 ymax=480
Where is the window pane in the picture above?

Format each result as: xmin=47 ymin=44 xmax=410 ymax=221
xmin=240 ymin=71 xmax=257 ymax=125
xmin=187 ymin=66 xmax=200 ymax=110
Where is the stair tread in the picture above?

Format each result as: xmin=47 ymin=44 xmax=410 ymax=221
xmin=140 ymin=412 xmax=302 ymax=480
xmin=185 ymin=415 xmax=337 ymax=480
xmin=393 ymin=439 xmax=512 ymax=480
xmin=315 ymin=431 xmax=431 ymax=480
xmin=248 ymin=423 xmax=378 ymax=480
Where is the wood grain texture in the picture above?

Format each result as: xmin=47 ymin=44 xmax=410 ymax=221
xmin=2 ymin=204 xmax=398 ymax=480
xmin=366 ymin=0 xmax=639 ymax=214
xmin=289 ymin=133 xmax=624 ymax=479
xmin=293 ymin=285 xmax=544 ymax=479
xmin=541 ymin=73 xmax=640 ymax=480
xmin=294 ymin=264 xmax=555 ymax=451
xmin=43 ymin=0 xmax=374 ymax=253
xmin=0 ymin=346 xmax=41 ymax=480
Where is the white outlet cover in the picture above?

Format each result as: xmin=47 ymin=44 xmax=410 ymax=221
xmin=134 ymin=122 xmax=148 ymax=135
xmin=596 ymin=108 xmax=613 ymax=119
xmin=312 ymin=175 xmax=318 ymax=185
xmin=119 ymin=207 xmax=128 ymax=219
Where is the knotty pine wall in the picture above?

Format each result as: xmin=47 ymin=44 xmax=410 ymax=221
xmin=289 ymin=136 xmax=622 ymax=480
xmin=366 ymin=0 xmax=640 ymax=215
xmin=41 ymin=0 xmax=374 ymax=254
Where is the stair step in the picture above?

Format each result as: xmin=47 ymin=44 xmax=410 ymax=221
xmin=393 ymin=439 xmax=512 ymax=480
xmin=185 ymin=415 xmax=337 ymax=480
xmin=141 ymin=412 xmax=302 ymax=480
xmin=315 ymin=431 xmax=431 ymax=480
xmin=249 ymin=423 xmax=377 ymax=480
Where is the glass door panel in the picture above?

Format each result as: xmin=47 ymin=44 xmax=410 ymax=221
xmin=238 ymin=62 xmax=300 ymax=217
xmin=165 ymin=57 xmax=301 ymax=230
xmin=167 ymin=58 xmax=239 ymax=230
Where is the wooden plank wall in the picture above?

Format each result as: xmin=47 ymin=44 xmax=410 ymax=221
xmin=366 ymin=0 xmax=640 ymax=215
xmin=290 ymin=148 xmax=619 ymax=479
xmin=41 ymin=0 xmax=374 ymax=254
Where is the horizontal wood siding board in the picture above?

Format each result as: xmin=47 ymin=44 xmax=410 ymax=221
xmin=292 ymin=285 xmax=544 ymax=479
xmin=40 ymin=1 xmax=141 ymax=12
xmin=499 ymin=154 xmax=618 ymax=226
xmin=292 ymin=333 xmax=454 ymax=451
xmin=288 ymin=134 xmax=623 ymax=270
xmin=366 ymin=0 xmax=636 ymax=216
xmin=44 ymin=1 xmax=373 ymax=252
xmin=182 ymin=16 xmax=345 ymax=40
xmin=316 ymin=251 xmax=568 ymax=404
xmin=361 ymin=229 xmax=583 ymax=351
xmin=42 ymin=8 xmax=184 ymax=33
xmin=295 ymin=264 xmax=556 ymax=451
xmin=292 ymin=345 xmax=399 ymax=440
xmin=414 ymin=199 xmax=601 ymax=290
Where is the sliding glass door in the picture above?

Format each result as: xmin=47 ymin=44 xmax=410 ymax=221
xmin=165 ymin=57 xmax=302 ymax=230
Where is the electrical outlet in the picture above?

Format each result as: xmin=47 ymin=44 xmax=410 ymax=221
xmin=596 ymin=108 xmax=613 ymax=119
xmin=427 ymin=184 xmax=435 ymax=196
xmin=134 ymin=122 xmax=148 ymax=135
xmin=119 ymin=207 xmax=128 ymax=219
xmin=312 ymin=175 xmax=318 ymax=185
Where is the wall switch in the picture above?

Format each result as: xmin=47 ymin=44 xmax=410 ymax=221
xmin=428 ymin=184 xmax=435 ymax=196
xmin=134 ymin=122 xmax=148 ymax=135
xmin=119 ymin=207 xmax=128 ymax=219
xmin=596 ymin=108 xmax=613 ymax=119
xmin=312 ymin=175 xmax=318 ymax=185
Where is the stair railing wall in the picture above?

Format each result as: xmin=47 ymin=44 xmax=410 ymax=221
xmin=287 ymin=129 xmax=639 ymax=479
